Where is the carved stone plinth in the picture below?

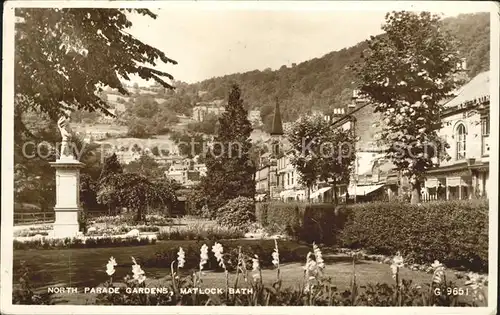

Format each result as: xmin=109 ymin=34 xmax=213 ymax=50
xmin=49 ymin=158 xmax=84 ymax=238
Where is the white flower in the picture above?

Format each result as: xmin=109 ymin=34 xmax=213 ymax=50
xmin=272 ymin=239 xmax=280 ymax=268
xmin=431 ymin=260 xmax=446 ymax=284
xmin=177 ymin=247 xmax=185 ymax=268
xmin=431 ymin=260 xmax=443 ymax=269
xmin=211 ymin=242 xmax=226 ymax=269
xmin=131 ymin=257 xmax=146 ymax=284
xmin=106 ymin=256 xmax=117 ymax=276
xmin=392 ymin=252 xmax=404 ymax=267
xmin=313 ymin=243 xmax=325 ymax=270
xmin=199 ymin=244 xmax=209 ymax=271
xmin=252 ymin=255 xmax=260 ymax=281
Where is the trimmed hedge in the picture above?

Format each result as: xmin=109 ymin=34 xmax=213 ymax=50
xmin=256 ymin=202 xmax=350 ymax=245
xmin=339 ymin=200 xmax=488 ymax=272
xmin=139 ymin=239 xmax=313 ymax=271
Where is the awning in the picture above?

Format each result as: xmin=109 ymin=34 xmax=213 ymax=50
xmin=341 ymin=184 xmax=384 ymax=197
xmin=280 ymin=190 xmax=295 ymax=198
xmin=310 ymin=187 xmax=332 ymax=199
xmin=425 ymin=177 xmax=439 ymax=189
xmin=447 ymin=177 xmax=469 ymax=187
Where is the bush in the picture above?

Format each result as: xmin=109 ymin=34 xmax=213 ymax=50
xmin=216 ymin=197 xmax=256 ymax=231
xmin=157 ymin=224 xmax=244 ymax=241
xmin=340 ymin=200 xmax=488 ymax=272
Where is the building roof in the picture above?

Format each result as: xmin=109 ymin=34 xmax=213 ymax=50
xmin=444 ymin=71 xmax=490 ymax=109
xmin=270 ymin=99 xmax=284 ymax=136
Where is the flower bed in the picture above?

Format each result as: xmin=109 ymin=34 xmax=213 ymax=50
xmin=157 ymin=223 xmax=245 ymax=241
xmin=91 ymin=214 xmax=173 ymax=226
xmin=86 ymin=225 xmax=160 ymax=236
xmin=13 ymin=235 xmax=156 ymax=250
xmin=14 ymin=230 xmax=50 ymax=237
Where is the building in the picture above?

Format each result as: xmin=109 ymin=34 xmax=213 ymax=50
xmin=248 ymin=109 xmax=262 ymax=126
xmin=192 ymin=100 xmax=225 ymax=122
xmin=164 ymin=157 xmax=207 ymax=187
xmin=423 ymin=71 xmax=490 ymax=200
xmin=343 ymin=70 xmax=491 ymax=202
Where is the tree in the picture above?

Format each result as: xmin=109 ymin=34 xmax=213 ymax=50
xmin=151 ymin=146 xmax=160 ymax=156
xmin=288 ymin=115 xmax=355 ymax=203
xmin=202 ymin=84 xmax=256 ymax=215
xmin=124 ymin=153 xmax=164 ymax=180
xmin=97 ymin=173 xmax=177 ymax=222
xmin=318 ymin=127 xmax=356 ymax=204
xmin=99 ymin=153 xmax=123 ymax=181
xmin=15 ymin=8 xmax=177 ymax=127
xmin=354 ymin=11 xmax=461 ymax=204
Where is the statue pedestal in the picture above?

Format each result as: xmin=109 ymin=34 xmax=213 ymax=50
xmin=50 ymin=157 xmax=84 ymax=239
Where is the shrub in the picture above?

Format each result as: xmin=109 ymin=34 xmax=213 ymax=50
xmin=340 ymin=200 xmax=488 ymax=272
xmin=12 ymin=261 xmax=54 ymax=305
xmin=257 ymin=202 xmax=350 ymax=245
xmin=216 ymin=197 xmax=256 ymax=231
xmin=157 ymin=224 xmax=244 ymax=241
xmin=78 ymin=211 xmax=88 ymax=234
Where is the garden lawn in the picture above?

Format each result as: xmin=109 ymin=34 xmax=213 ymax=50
xmin=14 ymin=240 xmax=480 ymax=305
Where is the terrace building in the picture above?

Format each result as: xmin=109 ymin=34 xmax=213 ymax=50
xmin=423 ymin=70 xmax=491 ymax=200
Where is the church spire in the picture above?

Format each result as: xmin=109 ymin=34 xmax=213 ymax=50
xmin=270 ymin=97 xmax=284 ymax=136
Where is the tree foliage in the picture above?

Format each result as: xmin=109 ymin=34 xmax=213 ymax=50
xmin=354 ymin=11 xmax=461 ymax=204
xmin=97 ymin=173 xmax=177 ymax=221
xmin=99 ymin=153 xmax=123 ymax=181
xmin=15 ymin=8 xmax=177 ymax=123
xmin=288 ymin=115 xmax=355 ymax=202
xmin=124 ymin=153 xmax=165 ymax=181
xmin=124 ymin=95 xmax=178 ymax=138
xmin=201 ymin=84 xmax=256 ymax=214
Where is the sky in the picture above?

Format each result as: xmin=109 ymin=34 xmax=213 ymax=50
xmin=125 ymin=1 xmax=493 ymax=85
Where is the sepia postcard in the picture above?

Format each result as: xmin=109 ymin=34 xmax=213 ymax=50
xmin=1 ymin=1 xmax=498 ymax=314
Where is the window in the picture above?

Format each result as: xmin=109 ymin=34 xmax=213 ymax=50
xmin=455 ymin=123 xmax=466 ymax=160
xmin=481 ymin=117 xmax=490 ymax=136
xmin=481 ymin=117 xmax=490 ymax=156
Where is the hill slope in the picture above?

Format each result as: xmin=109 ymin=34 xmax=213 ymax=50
xmin=183 ymin=12 xmax=490 ymax=126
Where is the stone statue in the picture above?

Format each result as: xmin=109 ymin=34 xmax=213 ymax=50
xmin=58 ymin=109 xmax=73 ymax=159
